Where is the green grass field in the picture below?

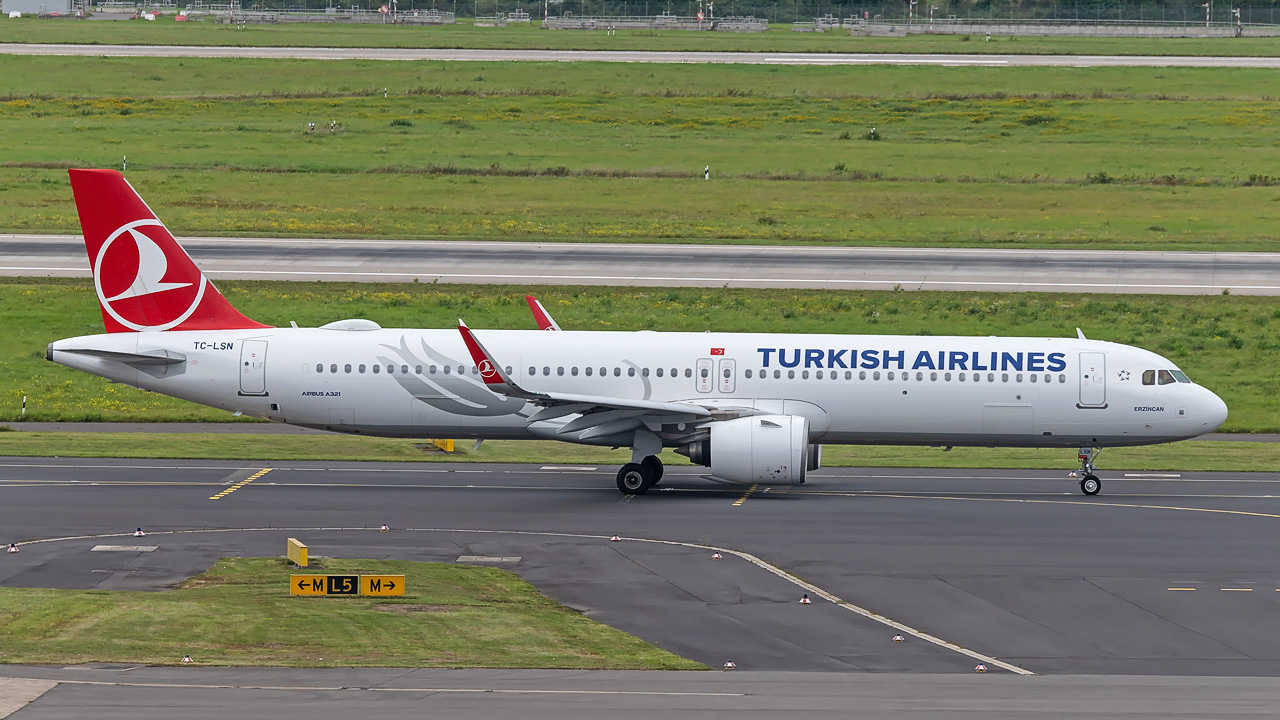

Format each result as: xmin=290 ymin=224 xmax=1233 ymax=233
xmin=0 ymin=432 xmax=1275 ymax=472
xmin=3 ymin=18 xmax=1280 ymax=55
xmin=3 ymin=57 xmax=1280 ymax=250
xmin=4 ymin=278 xmax=1276 ymax=432
xmin=0 ymin=557 xmax=702 ymax=668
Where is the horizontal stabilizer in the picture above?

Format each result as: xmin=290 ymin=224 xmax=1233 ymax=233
xmin=50 ymin=345 xmax=186 ymax=361
xmin=49 ymin=347 xmax=187 ymax=366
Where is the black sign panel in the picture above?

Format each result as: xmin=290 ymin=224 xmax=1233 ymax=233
xmin=325 ymin=575 xmax=359 ymax=595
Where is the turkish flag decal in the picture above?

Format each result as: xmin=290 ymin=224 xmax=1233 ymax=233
xmin=710 ymin=348 xmax=725 ymax=356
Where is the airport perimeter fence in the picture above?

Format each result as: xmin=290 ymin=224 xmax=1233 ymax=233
xmin=543 ymin=12 xmax=767 ymax=29
xmin=83 ymin=0 xmax=1280 ymax=27
xmin=213 ymin=6 xmax=455 ymax=22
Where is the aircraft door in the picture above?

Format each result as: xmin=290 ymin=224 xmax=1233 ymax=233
xmin=718 ymin=358 xmax=736 ymax=393
xmin=239 ymin=340 xmax=268 ymax=396
xmin=696 ymin=358 xmax=713 ymax=393
xmin=1078 ymin=351 xmax=1106 ymax=407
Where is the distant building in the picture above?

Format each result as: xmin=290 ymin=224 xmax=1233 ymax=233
xmin=3 ymin=0 xmax=74 ymax=14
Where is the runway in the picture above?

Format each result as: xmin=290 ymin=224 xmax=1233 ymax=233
xmin=6 ymin=234 xmax=1280 ymax=294
xmin=4 ymin=44 xmax=1280 ymax=67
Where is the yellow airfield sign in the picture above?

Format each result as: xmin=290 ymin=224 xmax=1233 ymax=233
xmin=361 ymin=575 xmax=406 ymax=596
xmin=290 ymin=574 xmax=406 ymax=597
xmin=290 ymin=575 xmax=330 ymax=596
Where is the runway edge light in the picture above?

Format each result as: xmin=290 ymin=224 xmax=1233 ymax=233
xmin=380 ymin=524 xmax=389 ymax=532
xmin=723 ymin=660 xmax=736 ymax=670
xmin=975 ymin=664 xmax=988 ymax=673
xmin=134 ymin=527 xmax=145 ymax=537
xmin=893 ymin=634 xmax=904 ymax=643
xmin=182 ymin=654 xmax=192 ymax=663
xmin=7 ymin=543 xmax=17 ymax=554
xmin=799 ymin=593 xmax=812 ymax=604
xmin=712 ymin=552 xmax=722 ymax=560
xmin=610 ymin=535 xmax=620 ymax=542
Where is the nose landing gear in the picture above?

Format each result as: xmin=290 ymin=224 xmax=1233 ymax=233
xmin=1075 ymin=447 xmax=1102 ymax=496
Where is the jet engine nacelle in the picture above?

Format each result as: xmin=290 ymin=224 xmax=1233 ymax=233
xmin=678 ymin=414 xmax=811 ymax=485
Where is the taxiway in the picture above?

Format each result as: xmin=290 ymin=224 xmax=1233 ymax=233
xmin=5 ymin=235 xmax=1279 ymax=294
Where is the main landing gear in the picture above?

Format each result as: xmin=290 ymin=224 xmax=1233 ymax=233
xmin=617 ymin=455 xmax=664 ymax=495
xmin=1075 ymin=447 xmax=1102 ymax=496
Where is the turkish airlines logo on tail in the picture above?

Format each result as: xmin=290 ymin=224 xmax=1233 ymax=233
xmin=93 ymin=219 xmax=207 ymax=331
xmin=477 ymin=359 xmax=499 ymax=381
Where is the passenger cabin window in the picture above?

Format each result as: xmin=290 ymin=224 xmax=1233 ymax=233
xmin=1158 ymin=370 xmax=1177 ymax=385
xmin=315 ymin=364 xmax=323 ymax=373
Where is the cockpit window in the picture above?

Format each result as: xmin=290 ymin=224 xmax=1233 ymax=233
xmin=1142 ymin=370 xmax=1155 ymax=386
xmin=1158 ymin=370 xmax=1177 ymax=385
xmin=1170 ymin=370 xmax=1191 ymax=383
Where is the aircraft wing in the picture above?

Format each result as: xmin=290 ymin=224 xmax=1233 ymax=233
xmin=457 ymin=321 xmax=715 ymax=441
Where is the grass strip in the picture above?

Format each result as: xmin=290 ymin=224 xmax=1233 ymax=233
xmin=0 ymin=557 xmax=703 ymax=669
xmin=4 ymin=279 xmax=1275 ymax=432
xmin=5 ymin=58 xmax=1280 ymax=251
xmin=6 ymin=56 xmax=1280 ymax=100
xmin=2 ymin=20 xmax=1279 ymax=55
xmin=6 ymin=56 xmax=1280 ymax=253
xmin=0 ymin=432 xmax=1274 ymax=472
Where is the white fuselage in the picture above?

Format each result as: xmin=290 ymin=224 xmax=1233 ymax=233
xmin=49 ymin=326 xmax=1228 ymax=449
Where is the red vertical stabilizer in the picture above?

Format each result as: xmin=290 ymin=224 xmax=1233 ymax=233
xmin=67 ymin=169 xmax=270 ymax=333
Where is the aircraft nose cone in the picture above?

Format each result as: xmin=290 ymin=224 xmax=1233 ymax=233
xmin=1204 ymin=389 xmax=1229 ymax=432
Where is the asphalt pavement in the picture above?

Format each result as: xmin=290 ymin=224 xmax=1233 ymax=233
xmin=6 ymin=235 xmax=1280 ymax=294
xmin=6 ymin=459 xmax=1280 ymax=716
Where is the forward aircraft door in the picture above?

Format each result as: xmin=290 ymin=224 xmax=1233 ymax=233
xmin=1078 ymin=351 xmax=1106 ymax=407
xmin=239 ymin=340 xmax=268 ymax=396
xmin=718 ymin=358 xmax=736 ymax=393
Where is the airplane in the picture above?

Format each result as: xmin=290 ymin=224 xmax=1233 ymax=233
xmin=47 ymin=169 xmax=1229 ymax=497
